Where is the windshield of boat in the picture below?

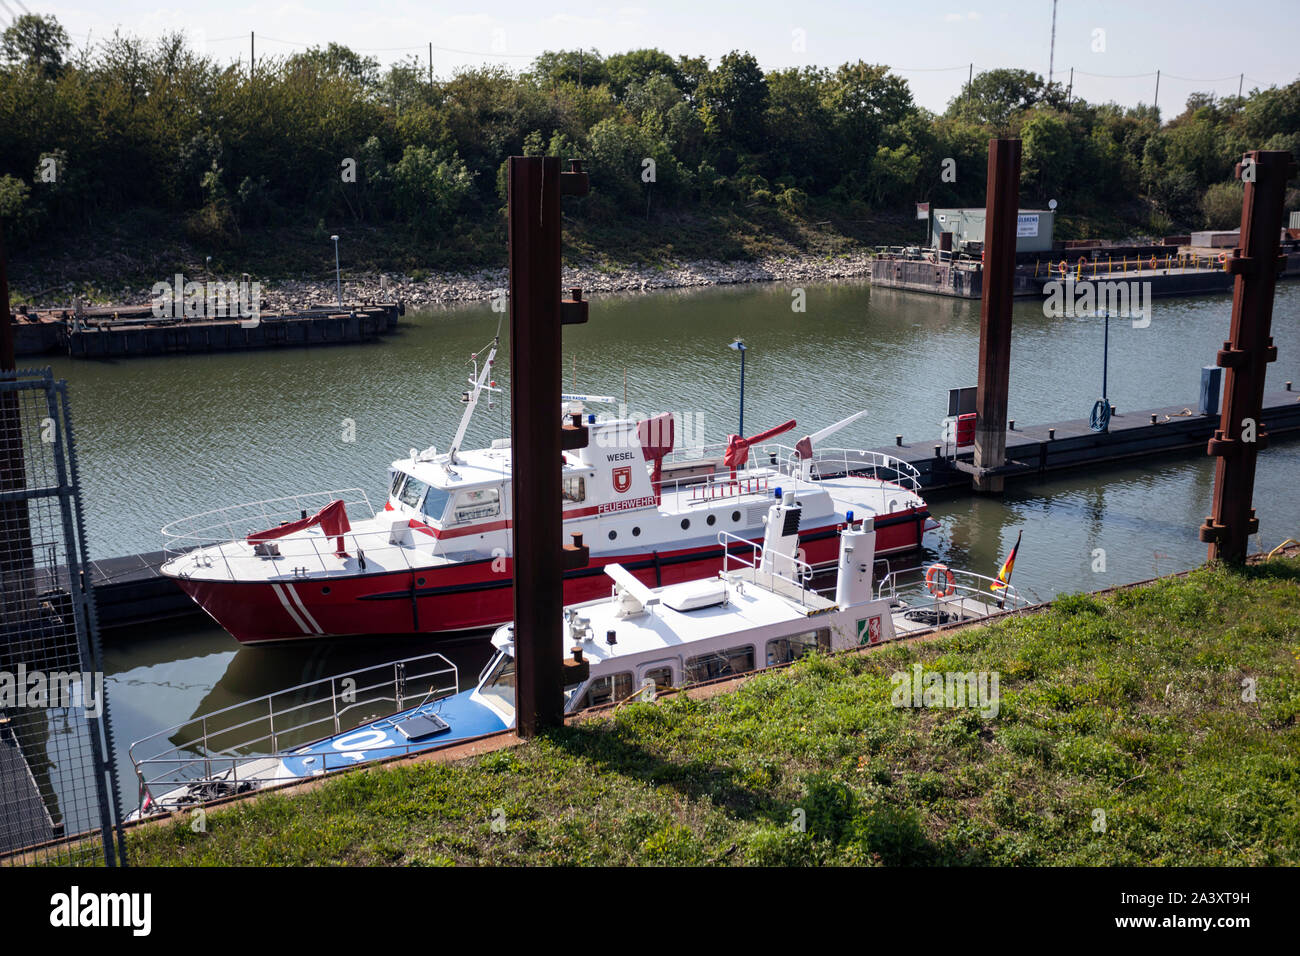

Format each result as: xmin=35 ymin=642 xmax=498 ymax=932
xmin=393 ymin=473 xmax=451 ymax=523
xmin=477 ymin=650 xmax=516 ymax=715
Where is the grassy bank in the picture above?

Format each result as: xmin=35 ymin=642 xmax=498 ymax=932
xmin=124 ymin=559 xmax=1300 ymax=866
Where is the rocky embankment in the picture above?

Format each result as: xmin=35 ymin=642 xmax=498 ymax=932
xmin=28 ymin=253 xmax=875 ymax=312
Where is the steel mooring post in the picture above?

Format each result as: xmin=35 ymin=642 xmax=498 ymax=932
xmin=1199 ymin=149 xmax=1297 ymax=562
xmin=972 ymin=138 xmax=1021 ymax=494
xmin=0 ymin=224 xmax=36 ymax=633
xmin=508 ymin=156 xmax=590 ymax=737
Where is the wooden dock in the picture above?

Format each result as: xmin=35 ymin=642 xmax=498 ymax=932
xmin=0 ymin=720 xmax=58 ymax=855
xmin=10 ymin=302 xmax=404 ymax=358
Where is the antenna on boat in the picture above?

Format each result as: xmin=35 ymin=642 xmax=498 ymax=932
xmin=448 ymin=320 xmax=504 ymax=465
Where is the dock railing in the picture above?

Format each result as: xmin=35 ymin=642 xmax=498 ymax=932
xmin=128 ymin=651 xmax=459 ymax=815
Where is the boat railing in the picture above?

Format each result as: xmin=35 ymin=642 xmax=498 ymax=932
xmin=876 ymin=564 xmax=1030 ymax=622
xmin=656 ymin=468 xmax=772 ymax=503
xmin=128 ymin=651 xmax=458 ymax=814
xmin=768 ymin=444 xmax=923 ymax=495
xmin=162 ymin=488 xmax=374 ymax=558
xmin=716 ymin=530 xmax=818 ymax=606
xmin=660 ymin=443 xmax=921 ymax=497
xmin=161 ymin=487 xmax=455 ymax=579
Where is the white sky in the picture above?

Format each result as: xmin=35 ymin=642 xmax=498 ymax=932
xmin=13 ymin=0 xmax=1300 ymax=114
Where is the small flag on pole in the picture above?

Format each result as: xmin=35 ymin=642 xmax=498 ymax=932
xmin=991 ymin=529 xmax=1022 ymax=593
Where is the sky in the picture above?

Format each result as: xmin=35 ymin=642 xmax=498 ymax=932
xmin=11 ymin=0 xmax=1300 ymax=115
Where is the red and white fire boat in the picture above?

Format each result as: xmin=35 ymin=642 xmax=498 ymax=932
xmin=161 ymin=336 xmax=934 ymax=644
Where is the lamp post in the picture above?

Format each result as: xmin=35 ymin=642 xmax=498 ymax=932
xmin=728 ymin=338 xmax=746 ymax=435
xmin=330 ymin=234 xmax=342 ymax=307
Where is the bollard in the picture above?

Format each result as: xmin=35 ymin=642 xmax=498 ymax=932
xmin=895 ymin=435 xmax=903 ymax=447
xmin=1198 ymin=365 xmax=1223 ymax=418
xmin=1048 ymin=428 xmax=1055 ymax=440
xmin=934 ymin=444 xmax=942 ymax=458
xmin=1151 ymin=414 xmax=1158 ymax=424
xmin=1009 ymin=419 xmax=1015 ymax=430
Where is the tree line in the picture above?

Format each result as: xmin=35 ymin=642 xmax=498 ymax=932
xmin=1 ymin=13 xmax=1297 ymax=258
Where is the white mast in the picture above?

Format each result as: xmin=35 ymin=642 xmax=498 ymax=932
xmin=447 ymin=337 xmax=501 ymax=465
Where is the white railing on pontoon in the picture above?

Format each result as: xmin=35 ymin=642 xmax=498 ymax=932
xmin=876 ymin=564 xmax=1029 ymax=624
xmin=128 ymin=651 xmax=459 ymax=814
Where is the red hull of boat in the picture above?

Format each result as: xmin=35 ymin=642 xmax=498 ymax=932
xmin=178 ymin=508 xmax=927 ymax=643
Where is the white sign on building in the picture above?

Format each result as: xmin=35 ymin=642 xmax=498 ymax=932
xmin=1017 ymin=214 xmax=1040 ymax=238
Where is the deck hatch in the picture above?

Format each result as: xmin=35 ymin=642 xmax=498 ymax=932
xmin=393 ymin=713 xmax=451 ymax=740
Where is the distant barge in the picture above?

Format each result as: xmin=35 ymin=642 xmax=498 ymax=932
xmin=9 ymin=301 xmax=404 ymax=358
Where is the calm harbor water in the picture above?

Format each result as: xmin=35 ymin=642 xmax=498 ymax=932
xmin=47 ymin=278 xmax=1298 ymax=808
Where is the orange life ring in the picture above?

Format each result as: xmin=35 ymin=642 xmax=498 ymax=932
xmin=1058 ymin=260 xmax=1068 ymax=277
xmin=1150 ymin=256 xmax=1157 ymax=270
xmin=925 ymin=563 xmax=956 ymax=598
xmin=1218 ymin=252 xmax=1228 ymax=268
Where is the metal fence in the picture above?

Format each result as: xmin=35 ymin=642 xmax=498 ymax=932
xmin=0 ymin=368 xmax=125 ymax=866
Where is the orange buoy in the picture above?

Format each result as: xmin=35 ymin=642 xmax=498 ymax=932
xmin=925 ymin=563 xmax=957 ymax=598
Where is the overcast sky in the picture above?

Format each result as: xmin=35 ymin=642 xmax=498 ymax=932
xmin=17 ymin=0 xmax=1300 ymax=114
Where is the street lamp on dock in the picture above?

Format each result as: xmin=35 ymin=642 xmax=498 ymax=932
xmin=330 ymin=235 xmax=342 ymax=308
xmin=728 ymin=338 xmax=746 ymax=435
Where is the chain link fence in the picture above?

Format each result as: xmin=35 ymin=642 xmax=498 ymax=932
xmin=0 ymin=368 xmax=125 ymax=866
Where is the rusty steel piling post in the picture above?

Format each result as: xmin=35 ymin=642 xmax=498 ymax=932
xmin=0 ymin=223 xmax=36 ymax=633
xmin=1199 ymin=149 xmax=1297 ymax=562
xmin=508 ymin=156 xmax=589 ymax=737
xmin=972 ymin=138 xmax=1021 ymax=494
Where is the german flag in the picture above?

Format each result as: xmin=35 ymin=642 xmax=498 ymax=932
xmin=991 ymin=530 xmax=1022 ymax=592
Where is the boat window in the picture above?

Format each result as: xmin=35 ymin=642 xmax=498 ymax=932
xmin=389 ymin=471 xmax=404 ymax=498
xmin=643 ymin=665 xmax=674 ymax=692
xmin=563 ymin=475 xmax=585 ymax=504
xmin=397 ymin=475 xmax=428 ymax=510
xmin=766 ymin=629 xmax=831 ymax=666
xmin=477 ymin=651 xmax=516 ymax=714
xmin=684 ymin=646 xmax=755 ymax=684
xmin=422 ymin=485 xmax=452 ymax=523
xmin=577 ymin=672 xmax=633 ymax=709
xmin=448 ymin=486 xmax=499 ymax=524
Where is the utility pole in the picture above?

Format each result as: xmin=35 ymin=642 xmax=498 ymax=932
xmin=1199 ymin=150 xmax=1297 ymax=562
xmin=1048 ymin=0 xmax=1057 ymax=87
xmin=1238 ymin=73 xmax=1244 ymax=99
xmin=971 ymin=138 xmax=1022 ymax=495
xmin=966 ymin=63 xmax=973 ymax=104
xmin=507 ymin=155 xmax=591 ymax=737
xmin=250 ymin=31 xmax=255 ymax=78
xmin=1154 ymin=69 xmax=1160 ymax=112
xmin=1066 ymin=67 xmax=1073 ymax=107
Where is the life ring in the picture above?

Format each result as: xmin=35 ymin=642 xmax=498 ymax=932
xmin=1150 ymin=256 xmax=1157 ymax=270
xmin=1218 ymin=252 xmax=1228 ymax=269
xmin=925 ymin=563 xmax=956 ymax=598
xmin=1058 ymin=260 xmax=1068 ymax=277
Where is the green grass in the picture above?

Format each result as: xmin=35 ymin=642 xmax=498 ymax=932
xmin=121 ymin=559 xmax=1300 ymax=866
